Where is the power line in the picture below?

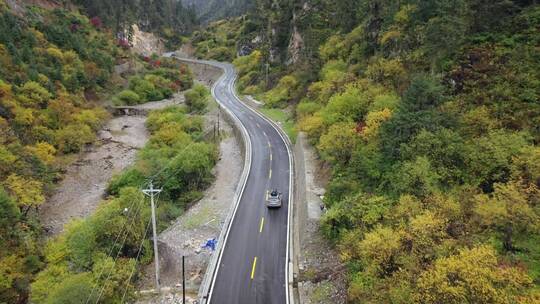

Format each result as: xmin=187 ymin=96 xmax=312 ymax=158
xmin=87 ymin=104 xmax=220 ymax=302
xmin=94 ymin=131 xmax=210 ymax=296
xmin=85 ymin=129 xmax=214 ymax=302
xmin=120 ymin=217 xmax=153 ymax=303
xmin=94 ymin=193 xmax=148 ymax=304
xmin=85 ymin=189 xmax=145 ymax=304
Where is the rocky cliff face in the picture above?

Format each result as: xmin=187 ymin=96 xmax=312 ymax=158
xmin=287 ymin=22 xmax=304 ymax=65
xmin=131 ymin=24 xmax=165 ymax=56
xmin=261 ymin=0 xmax=358 ymax=66
xmin=286 ymin=2 xmax=308 ymax=66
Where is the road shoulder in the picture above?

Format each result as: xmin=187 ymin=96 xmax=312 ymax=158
xmin=243 ymin=92 xmax=347 ymax=303
xmin=294 ymin=133 xmax=347 ymax=304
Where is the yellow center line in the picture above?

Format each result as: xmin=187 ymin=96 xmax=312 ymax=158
xmin=259 ymin=217 xmax=265 ymax=233
xmin=270 ymin=153 xmax=272 ymax=161
xmin=250 ymin=257 xmax=257 ymax=280
xmin=269 ymin=169 xmax=272 ymax=179
xmin=268 ymin=141 xmax=272 ymax=148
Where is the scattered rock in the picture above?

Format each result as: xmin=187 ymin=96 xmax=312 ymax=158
xmin=39 ymin=116 xmax=148 ymax=235
xmin=297 ymin=133 xmax=346 ymax=304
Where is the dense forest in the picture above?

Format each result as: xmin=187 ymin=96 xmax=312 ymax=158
xmin=181 ymin=0 xmax=253 ymax=24
xmin=193 ymin=0 xmax=540 ymax=302
xmin=74 ymin=0 xmax=198 ymax=46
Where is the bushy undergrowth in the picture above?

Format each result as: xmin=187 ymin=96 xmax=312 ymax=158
xmin=233 ymin=50 xmax=264 ymax=94
xmin=113 ymin=57 xmax=193 ymax=106
xmin=191 ymin=18 xmax=248 ymax=61
xmin=184 ymin=83 xmax=210 ymax=113
xmin=31 ymin=105 xmax=217 ymax=302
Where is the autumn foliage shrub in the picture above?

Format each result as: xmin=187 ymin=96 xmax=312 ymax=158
xmin=129 ymin=76 xmax=165 ymax=101
xmin=184 ymin=83 xmax=210 ymax=113
xmin=112 ymin=58 xmax=193 ymax=105
xmin=113 ymin=89 xmax=141 ymax=105
xmin=0 ymin=6 xmax=119 ymax=302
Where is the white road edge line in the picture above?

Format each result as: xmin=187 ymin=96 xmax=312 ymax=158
xmin=173 ymin=55 xmax=294 ymax=304
xmin=229 ymin=76 xmax=295 ymax=304
xmin=206 ymin=65 xmax=253 ymax=304
xmin=174 ymin=58 xmax=253 ymax=304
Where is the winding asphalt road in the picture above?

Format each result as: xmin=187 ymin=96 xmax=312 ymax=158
xmin=173 ymin=57 xmax=291 ymax=304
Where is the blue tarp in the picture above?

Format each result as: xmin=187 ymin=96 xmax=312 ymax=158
xmin=202 ymin=238 xmax=217 ymax=251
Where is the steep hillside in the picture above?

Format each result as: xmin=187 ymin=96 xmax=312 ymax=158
xmin=0 ymin=2 xmax=121 ymax=302
xmin=182 ymin=0 xmax=253 ymax=24
xmin=194 ymin=0 xmax=540 ymax=302
xmin=0 ymin=0 xmax=201 ymax=302
xmin=190 ymin=16 xmax=254 ymax=61
xmin=74 ymin=0 xmax=198 ymax=48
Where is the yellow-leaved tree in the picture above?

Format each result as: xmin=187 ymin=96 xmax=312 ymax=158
xmin=415 ymin=245 xmax=534 ymax=304
xmin=318 ymin=121 xmax=360 ymax=165
xmin=26 ymin=142 xmax=56 ymax=165
xmin=473 ymin=181 xmax=540 ymax=251
xmin=4 ymin=174 xmax=45 ymax=214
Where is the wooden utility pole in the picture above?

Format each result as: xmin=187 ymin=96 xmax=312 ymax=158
xmin=182 ymin=256 xmax=186 ymax=304
xmin=217 ymin=104 xmax=221 ymax=136
xmin=142 ymin=182 xmax=162 ymax=293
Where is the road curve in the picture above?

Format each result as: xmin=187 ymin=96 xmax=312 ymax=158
xmin=173 ymin=57 xmax=292 ymax=304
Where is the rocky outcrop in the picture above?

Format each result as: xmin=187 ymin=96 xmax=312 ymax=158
xmin=131 ymin=24 xmax=165 ymax=57
xmin=287 ymin=14 xmax=304 ymax=65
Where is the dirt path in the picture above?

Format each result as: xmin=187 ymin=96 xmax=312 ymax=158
xmin=38 ymin=91 xmax=185 ymax=236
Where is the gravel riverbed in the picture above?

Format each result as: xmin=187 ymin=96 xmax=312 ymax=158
xmin=39 ymin=92 xmax=185 ymax=236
